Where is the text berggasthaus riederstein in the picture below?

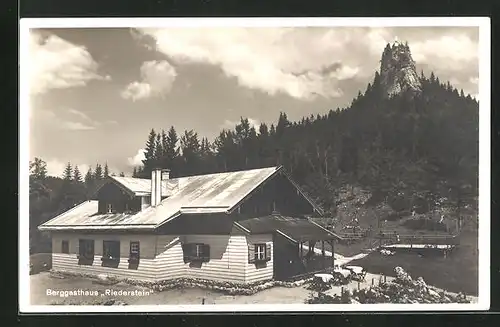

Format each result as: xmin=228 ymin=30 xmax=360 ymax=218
xmin=46 ymin=288 xmax=152 ymax=297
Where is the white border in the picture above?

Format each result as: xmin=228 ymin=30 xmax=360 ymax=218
xmin=19 ymin=17 xmax=491 ymax=313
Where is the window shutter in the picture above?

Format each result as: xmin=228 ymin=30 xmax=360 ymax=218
xmin=202 ymin=244 xmax=210 ymax=262
xmin=248 ymin=244 xmax=255 ymax=263
xmin=182 ymin=243 xmax=191 ymax=263
xmin=76 ymin=239 xmax=81 ymax=258
xmin=265 ymin=243 xmax=272 ymax=261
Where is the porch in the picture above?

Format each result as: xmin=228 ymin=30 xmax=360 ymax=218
xmin=237 ymin=214 xmax=337 ymax=281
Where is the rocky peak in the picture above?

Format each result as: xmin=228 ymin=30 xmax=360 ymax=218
xmin=379 ymin=40 xmax=422 ymax=98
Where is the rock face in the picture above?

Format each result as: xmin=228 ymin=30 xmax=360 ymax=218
xmin=379 ymin=41 xmax=422 ymax=98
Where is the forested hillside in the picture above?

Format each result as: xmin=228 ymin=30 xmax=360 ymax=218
xmin=28 ymin=42 xmax=479 ymax=252
xmin=133 ymin=70 xmax=478 ymax=215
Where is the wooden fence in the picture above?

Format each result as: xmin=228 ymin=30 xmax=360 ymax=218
xmin=376 ymin=232 xmax=460 ymax=246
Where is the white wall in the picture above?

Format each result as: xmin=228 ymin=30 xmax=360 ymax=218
xmin=245 ymin=234 xmax=274 ymax=283
xmin=51 ymin=230 xmax=275 ymax=284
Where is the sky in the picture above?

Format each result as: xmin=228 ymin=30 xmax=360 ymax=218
xmin=27 ymin=25 xmax=480 ymax=177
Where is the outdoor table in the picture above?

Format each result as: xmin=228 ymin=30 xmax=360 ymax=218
xmin=314 ymin=273 xmax=334 ymax=283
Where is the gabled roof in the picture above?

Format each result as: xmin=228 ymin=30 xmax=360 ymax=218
xmin=39 ymin=166 xmax=324 ymax=231
xmin=236 ymin=214 xmax=337 ymax=242
xmin=105 ymin=176 xmax=178 ymax=197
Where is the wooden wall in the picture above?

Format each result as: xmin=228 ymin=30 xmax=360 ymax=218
xmin=51 ymin=232 xmax=159 ymax=281
xmin=96 ymin=183 xmax=141 ymax=213
xmin=50 ymin=230 xmax=274 ymax=284
xmin=245 ymin=234 xmax=273 ymax=283
xmin=237 ymin=173 xmax=316 ymax=218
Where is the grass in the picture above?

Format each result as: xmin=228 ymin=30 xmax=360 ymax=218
xmin=348 ymin=231 xmax=478 ymax=296
xmin=30 ymin=253 xmax=52 ymax=274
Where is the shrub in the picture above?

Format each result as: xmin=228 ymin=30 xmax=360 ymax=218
xmin=403 ymin=218 xmax=448 ymax=232
xmin=305 ymin=266 xmax=472 ymax=304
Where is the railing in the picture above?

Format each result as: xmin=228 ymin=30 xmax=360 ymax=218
xmin=376 ymin=232 xmax=460 ymax=246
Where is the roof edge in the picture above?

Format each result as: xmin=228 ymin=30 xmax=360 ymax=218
xmin=306 ymin=218 xmax=343 ymax=240
xmin=38 ymin=224 xmax=157 ymax=231
xmin=38 ymin=200 xmax=95 ymax=229
xmin=233 ymin=221 xmax=251 ymax=234
xmin=280 ymin=169 xmax=325 ymax=216
xmin=153 ymin=210 xmax=183 ymax=229
xmin=226 ymin=166 xmax=283 ymax=214
xmin=276 ymin=229 xmax=297 ymax=243
xmin=88 ymin=176 xmax=137 ymax=199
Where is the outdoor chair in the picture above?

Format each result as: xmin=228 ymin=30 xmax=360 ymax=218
xmin=344 ymin=265 xmax=366 ymax=282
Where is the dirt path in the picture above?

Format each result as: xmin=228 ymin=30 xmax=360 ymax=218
xmin=303 ymin=245 xmax=372 ymax=266
xmin=30 ymin=271 xmax=477 ymax=305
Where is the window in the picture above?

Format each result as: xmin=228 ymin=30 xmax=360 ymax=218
xmin=248 ymin=243 xmax=271 ymax=263
xmin=102 ymin=240 xmax=120 ymax=261
xmin=61 ymin=240 xmax=69 ymax=254
xmin=255 ymin=244 xmax=266 ymax=261
xmin=78 ymin=239 xmax=94 ymax=263
xmin=129 ymin=241 xmax=140 ymax=263
xmin=182 ymin=243 xmax=210 ymax=263
xmin=107 ymin=203 xmax=114 ymax=214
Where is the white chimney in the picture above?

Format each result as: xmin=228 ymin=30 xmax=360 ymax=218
xmin=161 ymin=169 xmax=170 ymax=181
xmin=151 ymin=167 xmax=162 ymax=207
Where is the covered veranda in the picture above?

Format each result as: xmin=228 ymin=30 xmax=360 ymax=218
xmin=237 ymin=214 xmax=339 ymax=280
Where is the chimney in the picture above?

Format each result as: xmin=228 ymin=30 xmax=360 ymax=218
xmin=161 ymin=169 xmax=170 ymax=181
xmin=151 ymin=167 xmax=162 ymax=207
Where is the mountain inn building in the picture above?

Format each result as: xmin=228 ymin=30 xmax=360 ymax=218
xmin=38 ymin=166 xmax=337 ymax=284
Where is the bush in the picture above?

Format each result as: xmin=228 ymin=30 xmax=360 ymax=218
xmin=305 ymin=266 xmax=472 ymax=304
xmin=403 ymin=218 xmax=448 ymax=232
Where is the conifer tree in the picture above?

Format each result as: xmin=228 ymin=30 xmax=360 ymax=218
xmin=155 ymin=132 xmax=163 ymax=166
xmin=142 ymin=129 xmax=157 ymax=174
xmin=73 ymin=165 xmax=82 ymax=183
xmin=94 ymin=163 xmax=103 ymax=180
xmin=29 ymin=157 xmax=48 ymax=180
xmin=161 ymin=129 xmax=168 ymax=158
xmin=84 ymin=167 xmax=93 ymax=186
xmin=132 ymin=167 xmax=138 ymax=178
xmin=119 ymin=172 xmax=125 ymax=177
xmin=63 ymin=162 xmax=73 ymax=181
xmin=103 ymin=162 xmax=109 ymax=178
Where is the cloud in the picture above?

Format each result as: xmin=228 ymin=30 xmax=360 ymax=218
xmin=45 ymin=159 xmax=91 ymax=178
xmin=36 ymin=108 xmax=104 ymax=131
xmin=67 ymin=108 xmax=92 ymax=122
xmin=411 ymin=34 xmax=478 ymax=70
xmin=60 ymin=121 xmax=96 ymax=131
xmin=133 ymin=27 xmax=479 ymax=101
xmin=222 ymin=118 xmax=260 ymax=131
xmin=29 ymin=32 xmax=110 ymax=95
xmin=128 ymin=148 xmax=146 ymax=166
xmin=45 ymin=159 xmax=67 ymax=177
xmin=121 ymin=60 xmax=177 ymax=101
xmin=133 ymin=27 xmax=375 ymax=100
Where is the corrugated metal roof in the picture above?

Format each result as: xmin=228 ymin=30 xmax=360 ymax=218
xmin=39 ymin=166 xmax=281 ymax=230
xmin=237 ymin=215 xmax=336 ymax=242
xmin=110 ymin=176 xmax=178 ymax=196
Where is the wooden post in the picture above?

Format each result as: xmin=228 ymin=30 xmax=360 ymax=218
xmin=330 ymin=240 xmax=335 ymax=267
xmin=384 ymin=275 xmax=387 ymax=283
xmin=300 ymin=242 xmax=303 ymax=258
xmin=321 ymin=240 xmax=325 ymax=269
xmin=372 ymin=278 xmax=374 ymax=286
xmin=358 ymin=282 xmax=360 ymax=290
